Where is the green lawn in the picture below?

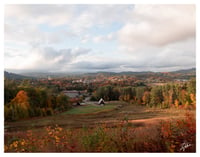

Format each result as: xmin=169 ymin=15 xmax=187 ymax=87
xmin=63 ymin=104 xmax=117 ymax=115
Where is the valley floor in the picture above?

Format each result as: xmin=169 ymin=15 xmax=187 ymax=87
xmin=5 ymin=101 xmax=192 ymax=132
xmin=4 ymin=101 xmax=196 ymax=152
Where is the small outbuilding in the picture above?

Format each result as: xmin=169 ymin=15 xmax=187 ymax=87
xmin=98 ymin=98 xmax=105 ymax=105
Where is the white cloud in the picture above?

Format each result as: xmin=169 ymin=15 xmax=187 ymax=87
xmin=115 ymin=4 xmax=195 ymax=71
xmin=118 ymin=5 xmax=195 ymax=50
xmin=80 ymin=34 xmax=91 ymax=43
xmin=93 ymin=33 xmax=114 ymax=43
xmin=5 ymin=5 xmax=74 ymax=26
xmin=69 ymin=5 xmax=133 ymax=33
xmin=4 ymin=4 xmax=196 ymax=73
xmin=117 ymin=38 xmax=195 ymax=71
xmin=5 ymin=46 xmax=91 ymax=72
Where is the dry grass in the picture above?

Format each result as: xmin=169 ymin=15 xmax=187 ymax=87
xmin=5 ymin=112 xmax=196 ymax=152
xmin=5 ymin=101 xmax=196 ymax=152
xmin=5 ymin=101 xmax=194 ymax=132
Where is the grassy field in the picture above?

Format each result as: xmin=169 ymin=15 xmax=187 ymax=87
xmin=5 ymin=101 xmax=194 ymax=132
xmin=4 ymin=101 xmax=196 ymax=152
xmin=63 ymin=104 xmax=117 ymax=115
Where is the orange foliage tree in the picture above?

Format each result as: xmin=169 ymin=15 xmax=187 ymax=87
xmin=8 ymin=90 xmax=30 ymax=120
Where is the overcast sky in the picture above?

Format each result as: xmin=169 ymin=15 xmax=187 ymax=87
xmin=4 ymin=4 xmax=195 ymax=73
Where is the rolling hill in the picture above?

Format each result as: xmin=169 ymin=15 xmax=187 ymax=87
xmin=4 ymin=71 xmax=35 ymax=80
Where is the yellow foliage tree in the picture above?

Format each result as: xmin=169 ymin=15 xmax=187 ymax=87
xmin=11 ymin=90 xmax=30 ymax=109
xmin=142 ymin=91 xmax=150 ymax=106
xmin=174 ymin=99 xmax=179 ymax=108
xmin=190 ymin=93 xmax=196 ymax=109
xmin=10 ymin=90 xmax=30 ymax=120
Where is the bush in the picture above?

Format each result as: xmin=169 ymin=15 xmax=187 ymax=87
xmin=159 ymin=112 xmax=196 ymax=152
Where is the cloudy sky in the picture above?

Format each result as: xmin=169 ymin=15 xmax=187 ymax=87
xmin=4 ymin=4 xmax=195 ymax=73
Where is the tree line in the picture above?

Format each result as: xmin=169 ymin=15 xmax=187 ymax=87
xmin=4 ymin=78 xmax=196 ymax=121
xmin=92 ymin=78 xmax=196 ymax=109
xmin=4 ymin=79 xmax=71 ymax=121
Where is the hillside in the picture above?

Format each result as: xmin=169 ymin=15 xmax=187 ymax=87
xmin=171 ymin=68 xmax=196 ymax=74
xmin=4 ymin=71 xmax=35 ymax=80
xmin=5 ymin=68 xmax=196 ymax=79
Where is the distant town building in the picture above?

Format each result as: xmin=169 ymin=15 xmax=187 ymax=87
xmin=174 ymin=79 xmax=188 ymax=82
xmin=48 ymin=76 xmax=52 ymax=80
xmin=63 ymin=90 xmax=80 ymax=98
xmin=62 ymin=90 xmax=87 ymax=98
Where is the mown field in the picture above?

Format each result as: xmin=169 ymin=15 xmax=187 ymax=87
xmin=4 ymin=101 xmax=196 ymax=152
xmin=63 ymin=103 xmax=117 ymax=115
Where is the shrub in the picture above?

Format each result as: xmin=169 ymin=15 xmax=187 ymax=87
xmin=159 ymin=113 xmax=196 ymax=152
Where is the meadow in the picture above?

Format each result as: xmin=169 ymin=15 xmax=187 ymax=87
xmin=5 ymin=101 xmax=196 ymax=152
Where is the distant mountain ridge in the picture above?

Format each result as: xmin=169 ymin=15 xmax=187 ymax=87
xmin=85 ymin=68 xmax=196 ymax=76
xmin=83 ymin=71 xmax=154 ymax=77
xmin=4 ymin=71 xmax=35 ymax=80
xmin=171 ymin=68 xmax=196 ymax=74
xmin=5 ymin=68 xmax=195 ymax=79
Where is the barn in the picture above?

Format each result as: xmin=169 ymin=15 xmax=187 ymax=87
xmin=98 ymin=98 xmax=105 ymax=106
